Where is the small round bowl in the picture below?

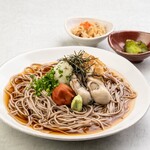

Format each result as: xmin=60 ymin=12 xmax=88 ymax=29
xmin=108 ymin=30 xmax=150 ymax=63
xmin=65 ymin=17 xmax=114 ymax=46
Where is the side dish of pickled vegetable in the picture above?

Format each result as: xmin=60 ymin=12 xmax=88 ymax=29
xmin=124 ymin=39 xmax=148 ymax=54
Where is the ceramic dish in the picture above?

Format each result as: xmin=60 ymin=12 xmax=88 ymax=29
xmin=65 ymin=17 xmax=114 ymax=46
xmin=108 ymin=30 xmax=150 ymax=63
xmin=0 ymin=46 xmax=150 ymax=141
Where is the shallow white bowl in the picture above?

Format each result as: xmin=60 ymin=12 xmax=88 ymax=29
xmin=65 ymin=17 xmax=114 ymax=46
xmin=0 ymin=46 xmax=150 ymax=141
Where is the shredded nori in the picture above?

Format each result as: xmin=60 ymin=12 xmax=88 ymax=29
xmin=62 ymin=50 xmax=94 ymax=87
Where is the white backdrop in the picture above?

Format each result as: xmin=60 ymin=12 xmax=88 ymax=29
xmin=0 ymin=0 xmax=150 ymax=150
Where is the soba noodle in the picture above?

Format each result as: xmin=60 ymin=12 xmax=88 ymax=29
xmin=5 ymin=62 xmax=136 ymax=134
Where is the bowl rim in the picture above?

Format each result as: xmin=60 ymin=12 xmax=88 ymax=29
xmin=108 ymin=30 xmax=150 ymax=56
xmin=65 ymin=16 xmax=114 ymax=40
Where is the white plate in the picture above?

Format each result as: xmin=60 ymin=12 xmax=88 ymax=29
xmin=0 ymin=46 xmax=150 ymax=141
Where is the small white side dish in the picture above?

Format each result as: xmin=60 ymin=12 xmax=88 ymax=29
xmin=65 ymin=17 xmax=114 ymax=46
xmin=0 ymin=46 xmax=150 ymax=141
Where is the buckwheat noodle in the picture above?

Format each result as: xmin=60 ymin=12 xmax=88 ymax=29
xmin=5 ymin=63 xmax=136 ymax=134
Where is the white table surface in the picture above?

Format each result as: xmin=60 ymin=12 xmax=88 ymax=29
xmin=0 ymin=0 xmax=150 ymax=149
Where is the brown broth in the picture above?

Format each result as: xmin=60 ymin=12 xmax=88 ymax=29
xmin=4 ymin=90 xmax=135 ymax=136
xmin=4 ymin=64 xmax=136 ymax=136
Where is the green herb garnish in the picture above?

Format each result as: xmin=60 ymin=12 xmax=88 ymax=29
xmin=58 ymin=69 xmax=63 ymax=74
xmin=31 ymin=68 xmax=59 ymax=96
xmin=58 ymin=69 xmax=63 ymax=78
xmin=30 ymin=74 xmax=35 ymax=79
